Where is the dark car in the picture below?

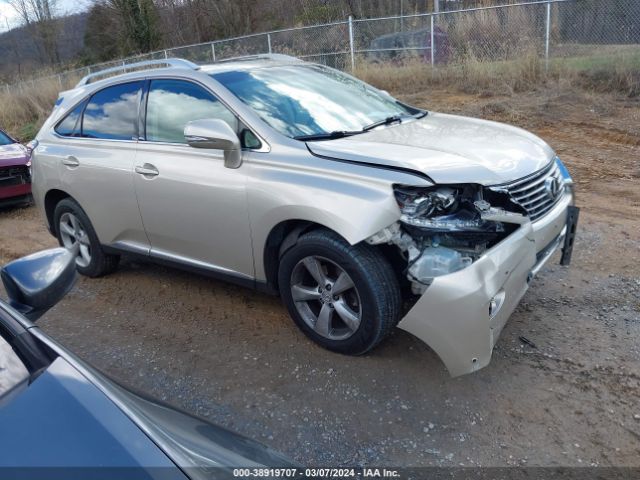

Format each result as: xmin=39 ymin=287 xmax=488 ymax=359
xmin=0 ymin=129 xmax=31 ymax=207
xmin=0 ymin=248 xmax=296 ymax=479
xmin=367 ymin=27 xmax=450 ymax=64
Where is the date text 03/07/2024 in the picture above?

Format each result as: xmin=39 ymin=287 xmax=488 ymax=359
xmin=232 ymin=468 xmax=400 ymax=478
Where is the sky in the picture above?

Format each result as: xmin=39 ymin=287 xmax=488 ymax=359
xmin=0 ymin=0 xmax=86 ymax=32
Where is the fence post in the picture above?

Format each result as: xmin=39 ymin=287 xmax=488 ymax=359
xmin=348 ymin=15 xmax=355 ymax=71
xmin=267 ymin=33 xmax=272 ymax=54
xmin=430 ymin=14 xmax=435 ymax=66
xmin=544 ymin=1 xmax=551 ymax=71
xmin=211 ymin=43 xmax=216 ymax=62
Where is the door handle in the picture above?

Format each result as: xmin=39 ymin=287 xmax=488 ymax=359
xmin=135 ymin=164 xmax=159 ymax=177
xmin=62 ymin=156 xmax=80 ymax=167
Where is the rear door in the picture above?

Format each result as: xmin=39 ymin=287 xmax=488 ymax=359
xmin=133 ymin=78 xmax=254 ymax=280
xmin=50 ymin=82 xmax=149 ymax=252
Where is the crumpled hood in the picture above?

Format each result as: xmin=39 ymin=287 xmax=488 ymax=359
xmin=307 ymin=112 xmax=555 ymax=185
xmin=0 ymin=143 xmax=28 ymax=167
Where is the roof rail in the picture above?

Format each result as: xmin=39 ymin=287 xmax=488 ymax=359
xmin=76 ymin=58 xmax=200 ymax=88
xmin=215 ymin=54 xmax=302 ymax=64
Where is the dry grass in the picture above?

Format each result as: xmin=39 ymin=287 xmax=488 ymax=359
xmin=0 ymin=47 xmax=638 ymax=142
xmin=354 ymin=51 xmax=544 ymax=96
xmin=0 ymin=77 xmax=65 ymax=141
xmin=355 ymin=3 xmax=639 ymax=98
xmin=444 ymin=6 xmax=540 ymax=62
xmin=355 ymin=48 xmax=640 ymax=98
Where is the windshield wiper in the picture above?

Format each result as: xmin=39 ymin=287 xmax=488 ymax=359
xmin=362 ymin=111 xmax=428 ymax=132
xmin=294 ymin=130 xmax=360 ymax=141
xmin=295 ymin=112 xmax=428 ymax=142
xmin=362 ymin=115 xmax=404 ymax=132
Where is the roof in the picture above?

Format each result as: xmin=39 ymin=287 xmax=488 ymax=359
xmin=200 ymin=54 xmax=305 ymax=74
xmin=75 ymin=54 xmax=304 ymax=89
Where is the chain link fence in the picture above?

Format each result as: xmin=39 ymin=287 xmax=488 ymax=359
xmin=3 ymin=0 xmax=639 ymax=94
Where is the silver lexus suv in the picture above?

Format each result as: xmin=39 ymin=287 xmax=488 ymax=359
xmin=31 ymin=55 xmax=578 ymax=376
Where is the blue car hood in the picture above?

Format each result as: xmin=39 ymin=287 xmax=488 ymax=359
xmin=0 ymin=357 xmax=185 ymax=477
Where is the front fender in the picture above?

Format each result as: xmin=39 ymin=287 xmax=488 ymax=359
xmin=246 ymin=156 xmax=427 ymax=281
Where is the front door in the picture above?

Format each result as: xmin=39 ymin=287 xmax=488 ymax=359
xmin=133 ymin=78 xmax=254 ymax=280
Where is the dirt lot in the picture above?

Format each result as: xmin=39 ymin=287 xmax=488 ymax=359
xmin=1 ymin=86 xmax=639 ymax=467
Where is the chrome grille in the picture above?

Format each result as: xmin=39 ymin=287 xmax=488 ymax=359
xmin=502 ymin=160 xmax=564 ymax=221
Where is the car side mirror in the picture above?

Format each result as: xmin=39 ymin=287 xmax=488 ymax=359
xmin=1 ymin=248 xmax=77 ymax=321
xmin=184 ymin=119 xmax=242 ymax=169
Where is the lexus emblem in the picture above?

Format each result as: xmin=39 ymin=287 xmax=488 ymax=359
xmin=544 ymin=176 xmax=562 ymax=200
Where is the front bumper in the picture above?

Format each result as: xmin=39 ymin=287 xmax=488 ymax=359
xmin=397 ymin=191 xmax=576 ymax=377
xmin=0 ymin=184 xmax=32 ymax=203
xmin=0 ymin=164 xmax=32 ymax=202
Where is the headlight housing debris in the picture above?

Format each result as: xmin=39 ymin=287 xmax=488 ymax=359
xmin=393 ymin=185 xmax=500 ymax=233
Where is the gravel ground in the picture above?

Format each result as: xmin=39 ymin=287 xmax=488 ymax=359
xmin=0 ymin=86 xmax=638 ymax=467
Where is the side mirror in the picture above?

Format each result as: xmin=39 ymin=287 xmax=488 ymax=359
xmin=184 ymin=119 xmax=242 ymax=169
xmin=1 ymin=248 xmax=77 ymax=321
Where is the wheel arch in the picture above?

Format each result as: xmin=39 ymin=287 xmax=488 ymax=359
xmin=261 ymin=217 xmax=406 ymax=294
xmin=263 ymin=220 xmax=333 ymax=293
xmin=44 ymin=189 xmax=72 ymax=236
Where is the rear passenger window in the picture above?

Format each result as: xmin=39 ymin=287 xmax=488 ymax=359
xmin=82 ymin=82 xmax=142 ymax=140
xmin=55 ymin=101 xmax=85 ymax=137
xmin=145 ymin=79 xmax=238 ymax=144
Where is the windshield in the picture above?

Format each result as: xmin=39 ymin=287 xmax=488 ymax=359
xmin=0 ymin=131 xmax=15 ymax=146
xmin=212 ymin=65 xmax=418 ymax=139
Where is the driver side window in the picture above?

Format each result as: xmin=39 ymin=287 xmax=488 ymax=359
xmin=145 ymin=79 xmax=238 ymax=144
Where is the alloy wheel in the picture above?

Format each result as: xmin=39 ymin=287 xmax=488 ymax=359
xmin=59 ymin=212 xmax=91 ymax=268
xmin=290 ymin=256 xmax=362 ymax=340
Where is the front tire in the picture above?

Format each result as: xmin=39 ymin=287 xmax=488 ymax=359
xmin=53 ymin=198 xmax=120 ymax=277
xmin=278 ymin=229 xmax=401 ymax=355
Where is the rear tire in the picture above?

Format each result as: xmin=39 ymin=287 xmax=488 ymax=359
xmin=278 ymin=229 xmax=401 ymax=355
xmin=53 ymin=198 xmax=120 ymax=277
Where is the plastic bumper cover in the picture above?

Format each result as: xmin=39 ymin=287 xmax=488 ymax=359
xmin=397 ymin=191 xmax=576 ymax=377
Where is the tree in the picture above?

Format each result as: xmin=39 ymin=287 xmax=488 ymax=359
xmin=6 ymin=0 xmax=60 ymax=64
xmin=98 ymin=0 xmax=162 ymax=55
xmin=82 ymin=2 xmax=121 ymax=62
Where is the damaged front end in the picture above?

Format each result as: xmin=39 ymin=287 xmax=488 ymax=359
xmin=367 ymin=184 xmax=528 ymax=295
xmin=366 ymin=183 xmax=543 ymax=377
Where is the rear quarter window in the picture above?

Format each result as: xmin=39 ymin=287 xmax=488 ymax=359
xmin=54 ymin=101 xmax=86 ymax=137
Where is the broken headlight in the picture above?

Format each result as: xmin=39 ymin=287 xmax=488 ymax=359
xmin=393 ymin=185 xmax=493 ymax=232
